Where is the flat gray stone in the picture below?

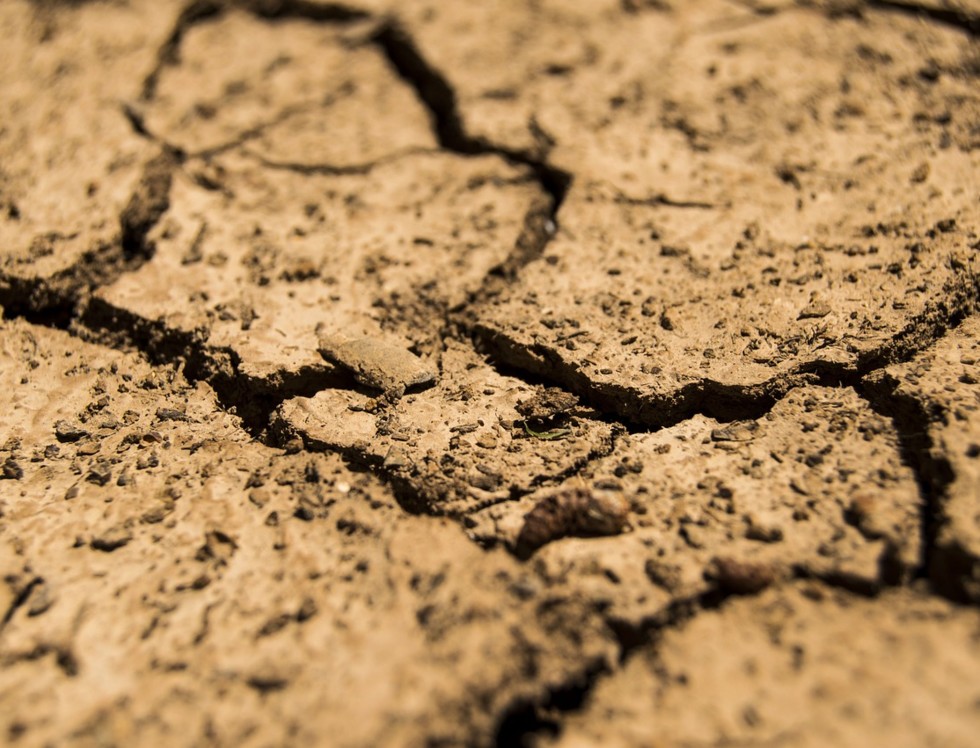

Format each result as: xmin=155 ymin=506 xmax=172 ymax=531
xmin=317 ymin=333 xmax=436 ymax=398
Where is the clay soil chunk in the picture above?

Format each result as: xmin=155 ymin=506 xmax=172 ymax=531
xmin=865 ymin=316 xmax=980 ymax=601
xmin=469 ymin=386 xmax=921 ymax=621
xmin=0 ymin=1 xmax=175 ymax=308
xmin=472 ymin=179 xmax=978 ymax=427
xmin=317 ymin=332 xmax=438 ymax=398
xmin=553 ymin=585 xmax=980 ymax=748
xmin=0 ymin=319 xmax=616 ymax=747
xmin=137 ymin=7 xmax=436 ymax=165
xmin=430 ymin=2 xmax=980 ymax=425
xmin=94 ymin=149 xmax=545 ymax=388
xmin=275 ymin=339 xmax=617 ymax=515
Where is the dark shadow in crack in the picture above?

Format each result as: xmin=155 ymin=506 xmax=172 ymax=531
xmin=495 ymin=586 xmax=731 ymax=747
xmin=867 ymin=0 xmax=980 ymax=35
xmin=140 ymin=0 xmax=226 ymax=103
xmin=79 ymin=297 xmax=348 ymax=439
xmin=859 ymin=371 xmax=961 ymax=599
xmin=370 ymin=19 xmax=573 ymax=271
xmin=493 ymin=659 xmax=609 ymax=748
xmin=468 ymin=270 xmax=980 ymax=434
xmin=0 ymin=147 xmax=180 ymax=327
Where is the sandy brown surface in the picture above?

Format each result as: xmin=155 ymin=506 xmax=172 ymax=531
xmin=1 ymin=1 xmax=979 ymax=746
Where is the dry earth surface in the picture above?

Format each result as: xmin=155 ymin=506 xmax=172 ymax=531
xmin=1 ymin=0 xmax=979 ymax=746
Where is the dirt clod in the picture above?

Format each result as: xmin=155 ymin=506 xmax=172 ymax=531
xmin=317 ymin=333 xmax=437 ymax=398
xmin=515 ymin=487 xmax=630 ymax=559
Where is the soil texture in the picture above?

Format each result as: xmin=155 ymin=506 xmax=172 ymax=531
xmin=1 ymin=1 xmax=979 ymax=746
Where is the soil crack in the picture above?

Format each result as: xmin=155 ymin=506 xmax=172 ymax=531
xmin=140 ymin=0 xmax=226 ymax=103
xmin=0 ymin=577 xmax=43 ymax=635
xmin=859 ymin=368 xmax=960 ymax=599
xmin=497 ymin=561 xmax=916 ymax=746
xmin=468 ymin=269 xmax=980 ymax=434
xmin=241 ymin=145 xmax=442 ymax=176
xmin=867 ymin=0 xmax=980 ymax=35
xmin=1 ymin=148 xmax=179 ymax=327
xmin=79 ymin=297 xmax=344 ymax=438
xmin=495 ymin=583 xmax=734 ymax=747
xmin=370 ymin=19 xmax=572 ymax=279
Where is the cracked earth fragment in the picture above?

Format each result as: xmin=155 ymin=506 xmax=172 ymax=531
xmin=317 ymin=331 xmax=438 ymax=398
xmin=0 ymin=317 xmax=616 ymax=747
xmin=469 ymin=386 xmax=920 ymax=622
xmin=413 ymin=3 xmax=979 ymax=428
xmin=553 ymin=585 xmax=980 ymax=748
xmin=0 ymin=2 xmax=176 ymax=312
xmin=472 ymin=177 xmax=978 ymax=427
xmin=136 ymin=7 xmax=435 ymax=163
xmin=275 ymin=339 xmax=618 ymax=515
xmin=865 ymin=316 xmax=980 ymax=601
xmin=94 ymin=149 xmax=546 ymax=390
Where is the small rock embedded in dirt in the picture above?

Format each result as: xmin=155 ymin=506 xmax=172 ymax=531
xmin=317 ymin=333 xmax=437 ymax=398
xmin=27 ymin=583 xmax=55 ymax=617
xmin=2 ymin=457 xmax=23 ymax=480
xmin=745 ymin=512 xmax=785 ymax=543
xmin=54 ymin=420 xmax=89 ymax=443
xmin=515 ymin=487 xmax=631 ymax=559
xmin=383 ymin=446 xmax=409 ymax=469
xmin=77 ymin=439 xmax=101 ymax=456
xmin=247 ymin=671 xmax=289 ymax=693
xmin=516 ymin=386 xmax=579 ymax=422
xmin=910 ymin=162 xmax=930 ymax=183
xmin=710 ymin=421 xmax=759 ymax=443
xmin=708 ymin=556 xmax=777 ymax=595
xmin=798 ymin=299 xmax=832 ymax=320
xmin=86 ymin=462 xmax=112 ymax=486
xmin=155 ymin=407 xmax=188 ymax=422
xmin=90 ymin=525 xmax=133 ymax=552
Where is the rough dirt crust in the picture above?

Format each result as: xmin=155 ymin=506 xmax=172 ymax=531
xmin=1 ymin=1 xmax=978 ymax=746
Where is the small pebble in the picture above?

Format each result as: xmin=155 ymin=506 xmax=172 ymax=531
xmin=54 ymin=420 xmax=88 ymax=443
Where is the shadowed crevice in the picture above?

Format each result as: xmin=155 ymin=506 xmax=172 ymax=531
xmin=501 ymin=561 xmax=920 ymax=746
xmin=1 ymin=148 xmax=179 ymax=325
xmin=467 ymin=270 xmax=980 ymax=434
xmin=493 ymin=658 xmax=609 ymax=748
xmin=370 ymin=20 xmax=572 ymax=281
xmin=79 ymin=297 xmax=345 ymax=440
xmin=140 ymin=0 xmax=226 ymax=103
xmin=242 ymin=0 xmax=369 ymax=23
xmin=120 ymin=149 xmax=181 ymax=257
xmin=858 ymin=370 xmax=965 ymax=602
xmin=0 ymin=577 xmax=43 ymax=633
xmin=867 ymin=0 xmax=980 ymax=35
xmin=494 ymin=585 xmax=732 ymax=747
xmin=368 ymin=21 xmax=474 ymax=153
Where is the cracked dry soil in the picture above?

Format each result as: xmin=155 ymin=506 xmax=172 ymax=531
xmin=1 ymin=0 xmax=979 ymax=746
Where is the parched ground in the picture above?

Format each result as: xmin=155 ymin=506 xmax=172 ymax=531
xmin=1 ymin=1 xmax=979 ymax=746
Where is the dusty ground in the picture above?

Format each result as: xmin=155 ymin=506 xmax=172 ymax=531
xmin=1 ymin=0 xmax=979 ymax=746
